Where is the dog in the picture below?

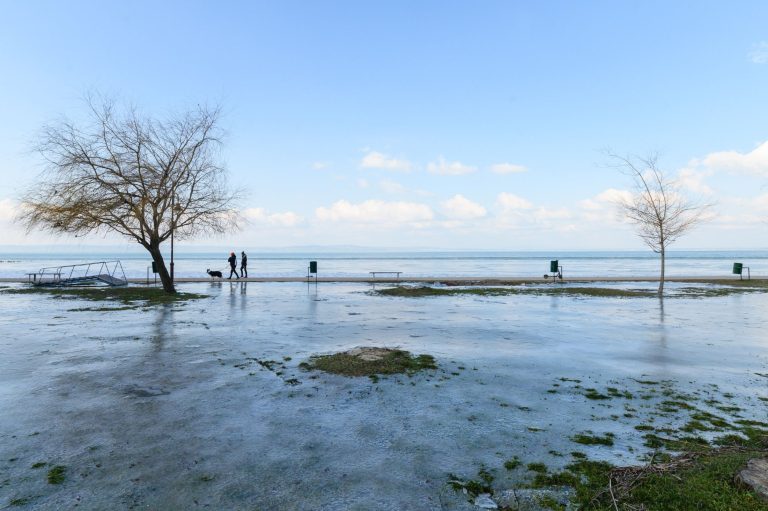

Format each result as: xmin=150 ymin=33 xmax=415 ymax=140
xmin=206 ymin=269 xmax=223 ymax=279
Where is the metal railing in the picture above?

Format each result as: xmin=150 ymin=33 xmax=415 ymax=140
xmin=27 ymin=260 xmax=128 ymax=286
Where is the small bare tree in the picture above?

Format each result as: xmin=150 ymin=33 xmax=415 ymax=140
xmin=19 ymin=97 xmax=240 ymax=293
xmin=609 ymin=153 xmax=710 ymax=295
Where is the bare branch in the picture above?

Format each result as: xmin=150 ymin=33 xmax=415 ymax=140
xmin=607 ymin=152 xmax=712 ymax=294
xmin=18 ymin=96 xmax=242 ymax=292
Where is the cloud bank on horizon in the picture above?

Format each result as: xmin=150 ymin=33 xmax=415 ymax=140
xmin=3 ymin=141 xmax=768 ymax=250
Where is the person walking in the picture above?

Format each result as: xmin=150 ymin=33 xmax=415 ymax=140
xmin=227 ymin=251 xmax=239 ymax=279
xmin=240 ymin=251 xmax=248 ymax=278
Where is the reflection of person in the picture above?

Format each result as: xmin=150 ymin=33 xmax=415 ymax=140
xmin=240 ymin=251 xmax=248 ymax=278
xmin=227 ymin=252 xmax=239 ymax=279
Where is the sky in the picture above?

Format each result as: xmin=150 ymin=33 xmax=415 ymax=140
xmin=1 ymin=0 xmax=768 ymax=251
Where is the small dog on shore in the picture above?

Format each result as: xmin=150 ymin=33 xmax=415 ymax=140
xmin=206 ymin=269 xmax=223 ymax=279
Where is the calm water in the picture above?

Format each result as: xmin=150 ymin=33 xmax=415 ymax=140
xmin=0 ymin=250 xmax=764 ymax=279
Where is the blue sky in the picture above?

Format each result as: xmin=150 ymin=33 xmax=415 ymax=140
xmin=1 ymin=1 xmax=768 ymax=250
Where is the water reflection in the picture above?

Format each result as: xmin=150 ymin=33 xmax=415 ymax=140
xmin=150 ymin=304 xmax=173 ymax=353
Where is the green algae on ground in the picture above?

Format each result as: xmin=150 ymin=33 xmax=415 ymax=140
xmin=300 ymin=347 xmax=437 ymax=377
xmin=1 ymin=286 xmax=207 ymax=305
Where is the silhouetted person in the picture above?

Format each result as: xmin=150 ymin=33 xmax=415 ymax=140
xmin=227 ymin=251 xmax=239 ymax=279
xmin=240 ymin=251 xmax=248 ymax=278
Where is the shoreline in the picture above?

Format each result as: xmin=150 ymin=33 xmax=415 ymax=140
xmin=0 ymin=276 xmax=762 ymax=284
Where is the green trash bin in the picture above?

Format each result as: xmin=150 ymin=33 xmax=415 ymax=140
xmin=550 ymin=260 xmax=559 ymax=273
xmin=732 ymin=263 xmax=743 ymax=275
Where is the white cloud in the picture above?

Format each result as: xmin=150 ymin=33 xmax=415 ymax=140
xmin=749 ymin=41 xmax=768 ymax=64
xmin=360 ymin=151 xmax=413 ymax=172
xmin=357 ymin=178 xmax=370 ymax=189
xmin=315 ymin=199 xmax=433 ymax=224
xmin=496 ymin=192 xmax=533 ymax=211
xmin=676 ymin=167 xmax=714 ymax=195
xmin=533 ymin=207 xmax=572 ymax=221
xmin=490 ymin=163 xmax=527 ymax=174
xmin=753 ymin=193 xmax=768 ymax=211
xmin=441 ymin=194 xmax=487 ymax=220
xmin=427 ymin=156 xmax=477 ymax=176
xmin=595 ymin=188 xmax=633 ymax=203
xmin=243 ymin=207 xmax=303 ymax=227
xmin=312 ymin=161 xmax=330 ymax=170
xmin=0 ymin=198 xmax=17 ymax=222
xmin=578 ymin=189 xmax=629 ymax=224
xmin=699 ymin=140 xmax=768 ymax=176
xmin=378 ymin=179 xmax=406 ymax=194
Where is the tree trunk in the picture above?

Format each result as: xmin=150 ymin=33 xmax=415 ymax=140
xmin=147 ymin=243 xmax=176 ymax=293
xmin=658 ymin=247 xmax=665 ymax=296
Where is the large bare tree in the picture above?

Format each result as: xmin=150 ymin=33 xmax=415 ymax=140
xmin=609 ymin=153 xmax=710 ymax=295
xmin=20 ymin=98 xmax=240 ymax=293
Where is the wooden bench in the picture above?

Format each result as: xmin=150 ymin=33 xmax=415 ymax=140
xmin=369 ymin=271 xmax=402 ymax=282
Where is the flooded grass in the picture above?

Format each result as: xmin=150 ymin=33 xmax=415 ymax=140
xmin=46 ymin=465 xmax=66 ymax=484
xmin=448 ymin=373 xmax=768 ymax=509
xmin=376 ymin=286 xmax=656 ymax=298
xmin=300 ymin=347 xmax=437 ymax=377
xmin=4 ymin=281 xmax=767 ymax=509
xmin=377 ymin=281 xmax=768 ymax=299
xmin=571 ymin=432 xmax=616 ymax=446
xmin=0 ymin=286 xmax=207 ymax=305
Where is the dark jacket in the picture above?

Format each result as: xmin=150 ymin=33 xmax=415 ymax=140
xmin=228 ymin=254 xmax=237 ymax=267
xmin=241 ymin=254 xmax=247 ymax=266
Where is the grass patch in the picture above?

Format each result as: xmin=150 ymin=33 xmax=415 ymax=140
xmin=301 ymin=347 xmax=437 ymax=377
xmin=46 ymin=465 xmax=66 ymax=484
xmin=1 ymin=286 xmax=207 ymax=305
xmin=583 ymin=388 xmax=611 ymax=400
xmin=529 ymin=447 xmax=768 ymax=510
xmin=68 ymin=305 xmax=139 ymax=312
xmin=527 ymin=462 xmax=548 ymax=473
xmin=504 ymin=456 xmax=521 ymax=470
xmin=448 ymin=468 xmax=494 ymax=498
xmin=644 ymin=434 xmax=710 ymax=451
xmin=571 ymin=432 xmax=615 ymax=446
xmin=376 ymin=286 xmax=655 ymax=298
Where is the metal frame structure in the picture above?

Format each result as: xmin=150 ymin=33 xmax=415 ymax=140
xmin=733 ymin=262 xmax=751 ymax=280
xmin=543 ymin=259 xmax=563 ymax=282
xmin=27 ymin=260 xmax=128 ymax=287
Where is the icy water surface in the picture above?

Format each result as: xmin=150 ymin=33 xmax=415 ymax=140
xmin=0 ymin=282 xmax=766 ymax=510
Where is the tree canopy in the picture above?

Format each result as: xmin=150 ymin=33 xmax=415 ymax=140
xmin=20 ymin=98 xmax=240 ymax=292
